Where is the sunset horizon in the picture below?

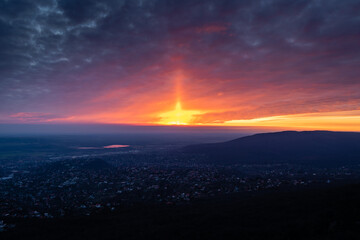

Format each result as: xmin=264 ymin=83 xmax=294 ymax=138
xmin=1 ymin=0 xmax=359 ymax=132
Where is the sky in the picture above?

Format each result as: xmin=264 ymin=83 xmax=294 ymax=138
xmin=1 ymin=0 xmax=360 ymax=131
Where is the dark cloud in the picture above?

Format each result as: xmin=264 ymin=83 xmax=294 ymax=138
xmin=8 ymin=112 xmax=65 ymax=122
xmin=0 ymin=0 xmax=359 ymax=122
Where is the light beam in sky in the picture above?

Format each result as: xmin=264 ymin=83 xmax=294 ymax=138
xmin=156 ymin=70 xmax=203 ymax=125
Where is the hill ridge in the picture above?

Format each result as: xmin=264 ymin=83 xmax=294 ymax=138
xmin=182 ymin=131 xmax=360 ymax=166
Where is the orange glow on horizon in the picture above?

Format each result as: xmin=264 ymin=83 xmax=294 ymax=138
xmin=7 ymin=109 xmax=360 ymax=132
xmin=5 ymin=67 xmax=360 ymax=132
xmin=155 ymin=70 xmax=204 ymax=125
xmin=216 ymin=110 xmax=360 ymax=131
xmin=158 ymin=101 xmax=202 ymax=125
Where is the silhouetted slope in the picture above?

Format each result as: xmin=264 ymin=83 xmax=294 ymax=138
xmin=182 ymin=131 xmax=360 ymax=165
xmin=2 ymin=184 xmax=360 ymax=240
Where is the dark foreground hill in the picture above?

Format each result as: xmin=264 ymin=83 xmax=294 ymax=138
xmin=2 ymin=184 xmax=360 ymax=240
xmin=182 ymin=131 xmax=360 ymax=166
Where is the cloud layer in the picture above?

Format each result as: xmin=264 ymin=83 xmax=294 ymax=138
xmin=0 ymin=0 xmax=360 ymax=128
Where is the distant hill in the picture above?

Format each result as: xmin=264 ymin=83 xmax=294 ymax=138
xmin=182 ymin=131 xmax=360 ymax=166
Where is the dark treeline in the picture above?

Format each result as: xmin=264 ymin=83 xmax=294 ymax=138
xmin=2 ymin=184 xmax=360 ymax=240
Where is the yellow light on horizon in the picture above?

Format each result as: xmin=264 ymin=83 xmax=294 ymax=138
xmin=158 ymin=101 xmax=201 ymax=125
xmin=218 ymin=110 xmax=360 ymax=131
